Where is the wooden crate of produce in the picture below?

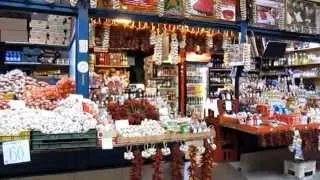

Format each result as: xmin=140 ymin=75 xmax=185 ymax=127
xmin=31 ymin=129 xmax=97 ymax=150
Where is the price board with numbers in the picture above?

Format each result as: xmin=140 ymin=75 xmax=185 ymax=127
xmin=2 ymin=140 xmax=31 ymax=165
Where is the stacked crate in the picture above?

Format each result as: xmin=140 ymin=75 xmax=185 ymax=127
xmin=47 ymin=15 xmax=72 ymax=45
xmin=29 ymin=14 xmax=72 ymax=45
xmin=31 ymin=129 xmax=97 ymax=150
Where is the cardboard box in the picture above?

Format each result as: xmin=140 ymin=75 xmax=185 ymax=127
xmin=1 ymin=30 xmax=28 ymax=42
xmin=0 ymin=18 xmax=27 ymax=31
xmin=30 ymin=20 xmax=48 ymax=28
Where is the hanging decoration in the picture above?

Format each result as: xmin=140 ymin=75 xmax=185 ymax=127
xmin=153 ymin=32 xmax=164 ymax=65
xmin=130 ymin=150 xmax=143 ymax=180
xmin=169 ymin=33 xmax=179 ymax=64
xmin=241 ymin=43 xmax=252 ymax=71
xmin=124 ymin=146 xmax=135 ymax=160
xmin=90 ymin=0 xmax=98 ymax=8
xmin=171 ymin=144 xmax=183 ymax=180
xmin=188 ymin=145 xmax=199 ymax=180
xmin=179 ymin=33 xmax=187 ymax=49
xmin=158 ymin=0 xmax=165 ymax=17
xmin=215 ymin=0 xmax=222 ymax=19
xmin=89 ymin=21 xmax=95 ymax=48
xmin=152 ymin=148 xmax=163 ymax=180
xmin=240 ymin=0 xmax=247 ymax=20
xmin=161 ymin=142 xmax=171 ymax=156
xmin=112 ymin=0 xmax=121 ymax=9
xmin=184 ymin=0 xmax=193 ymax=18
xmin=200 ymin=140 xmax=216 ymax=180
xmin=101 ymin=25 xmax=111 ymax=50
xmin=206 ymin=32 xmax=213 ymax=50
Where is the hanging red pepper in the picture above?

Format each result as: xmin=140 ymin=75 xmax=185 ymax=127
xmin=152 ymin=148 xmax=163 ymax=180
xmin=130 ymin=150 xmax=143 ymax=180
xmin=171 ymin=144 xmax=183 ymax=180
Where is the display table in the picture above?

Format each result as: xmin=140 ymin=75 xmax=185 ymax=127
xmin=219 ymin=116 xmax=320 ymax=135
xmin=115 ymin=131 xmax=213 ymax=147
xmin=0 ymin=131 xmax=214 ymax=178
xmin=216 ymin=116 xmax=320 ymax=152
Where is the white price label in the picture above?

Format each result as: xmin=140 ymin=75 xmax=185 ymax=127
xmin=225 ymin=100 xmax=232 ymax=111
xmin=79 ymin=40 xmax=88 ymax=53
xmin=102 ymin=138 xmax=113 ymax=150
xmin=102 ymin=128 xmax=113 ymax=150
xmin=2 ymin=140 xmax=31 ymax=165
xmin=115 ymin=120 xmax=129 ymax=131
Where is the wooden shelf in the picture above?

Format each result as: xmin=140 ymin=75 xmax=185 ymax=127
xmin=95 ymin=65 xmax=129 ymax=68
xmin=4 ymin=41 xmax=69 ymax=50
xmin=4 ymin=61 xmax=69 ymax=68
xmin=286 ymin=47 xmax=320 ymax=54
xmin=114 ymin=131 xmax=213 ymax=147
xmin=210 ymin=84 xmax=230 ymax=87
xmin=209 ymin=68 xmax=232 ymax=72
xmin=158 ymin=87 xmax=177 ymax=90
xmin=294 ymin=76 xmax=320 ymax=79
xmin=270 ymin=63 xmax=320 ymax=69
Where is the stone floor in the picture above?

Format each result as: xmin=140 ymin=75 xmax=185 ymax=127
xmin=4 ymin=148 xmax=320 ymax=180
xmin=3 ymin=162 xmax=320 ymax=180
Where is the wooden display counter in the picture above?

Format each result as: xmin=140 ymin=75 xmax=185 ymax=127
xmin=218 ymin=116 xmax=320 ymax=135
xmin=115 ymin=131 xmax=214 ymax=147
xmin=213 ymin=115 xmax=320 ymax=152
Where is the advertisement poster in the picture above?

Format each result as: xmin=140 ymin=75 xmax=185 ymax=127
xmin=286 ymin=0 xmax=319 ymax=34
xmin=254 ymin=0 xmax=284 ymax=28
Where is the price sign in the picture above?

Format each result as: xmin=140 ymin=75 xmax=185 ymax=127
xmin=2 ymin=140 xmax=31 ymax=165
xmin=115 ymin=120 xmax=129 ymax=131
xmin=102 ymin=128 xmax=113 ymax=150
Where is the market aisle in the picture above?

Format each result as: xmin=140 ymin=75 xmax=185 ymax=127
xmin=5 ymin=162 xmax=244 ymax=180
xmin=5 ymin=162 xmax=320 ymax=180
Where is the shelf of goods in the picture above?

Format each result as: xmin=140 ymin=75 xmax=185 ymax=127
xmin=186 ymin=63 xmax=208 ymax=118
xmin=88 ymin=9 xmax=320 ymax=43
xmin=89 ymin=8 xmax=240 ymax=31
xmin=247 ymin=26 xmax=320 ymax=43
xmin=0 ymin=0 xmax=77 ymax=15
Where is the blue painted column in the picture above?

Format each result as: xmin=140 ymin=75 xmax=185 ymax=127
xmin=234 ymin=20 xmax=248 ymax=99
xmin=240 ymin=20 xmax=248 ymax=43
xmin=75 ymin=0 xmax=89 ymax=97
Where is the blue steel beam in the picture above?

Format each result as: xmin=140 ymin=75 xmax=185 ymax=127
xmin=89 ymin=8 xmax=241 ymax=31
xmin=248 ymin=26 xmax=320 ymax=43
xmin=75 ymin=0 xmax=89 ymax=97
xmin=0 ymin=0 xmax=77 ymax=16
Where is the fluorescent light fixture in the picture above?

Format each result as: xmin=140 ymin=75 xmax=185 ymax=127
xmin=113 ymin=18 xmax=132 ymax=25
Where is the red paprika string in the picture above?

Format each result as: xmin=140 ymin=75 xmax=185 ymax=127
xmin=171 ymin=144 xmax=183 ymax=180
xmin=152 ymin=148 xmax=163 ymax=180
xmin=188 ymin=145 xmax=199 ymax=180
xmin=200 ymin=141 xmax=215 ymax=180
xmin=130 ymin=150 xmax=143 ymax=180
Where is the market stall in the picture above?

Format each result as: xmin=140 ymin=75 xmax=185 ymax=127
xmin=0 ymin=0 xmax=320 ymax=179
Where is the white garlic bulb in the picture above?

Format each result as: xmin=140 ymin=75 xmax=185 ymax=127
xmin=158 ymin=0 xmax=165 ymax=17
xmin=90 ymin=0 xmax=97 ymax=8
xmin=169 ymin=33 xmax=179 ymax=64
xmin=69 ymin=0 xmax=78 ymax=7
